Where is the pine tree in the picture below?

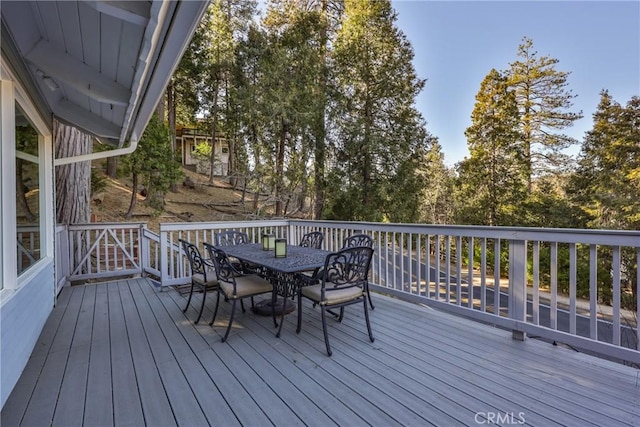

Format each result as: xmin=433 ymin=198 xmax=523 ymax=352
xmin=568 ymin=91 xmax=640 ymax=308
xmin=258 ymin=2 xmax=327 ymax=216
xmin=122 ymin=116 xmax=182 ymax=218
xmin=507 ymin=37 xmax=582 ymax=189
xmin=328 ymin=0 xmax=430 ymax=221
xmin=456 ymin=69 xmax=526 ymax=226
xmin=569 ymin=91 xmax=640 ymax=229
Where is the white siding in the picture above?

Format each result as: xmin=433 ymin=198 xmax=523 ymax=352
xmin=0 ymin=260 xmax=54 ymax=407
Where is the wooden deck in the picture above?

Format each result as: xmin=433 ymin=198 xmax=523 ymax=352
xmin=2 ymin=278 xmax=638 ymax=427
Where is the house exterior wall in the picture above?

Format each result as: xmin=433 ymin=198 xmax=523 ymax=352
xmin=1 ymin=56 xmax=56 ymax=409
xmin=178 ymin=131 xmax=229 ymax=176
xmin=0 ymin=262 xmax=55 ymax=407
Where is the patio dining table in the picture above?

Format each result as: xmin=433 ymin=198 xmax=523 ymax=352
xmin=222 ymin=243 xmax=330 ymax=337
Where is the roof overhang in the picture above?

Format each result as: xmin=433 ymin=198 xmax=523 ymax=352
xmin=1 ymin=0 xmax=208 ymax=164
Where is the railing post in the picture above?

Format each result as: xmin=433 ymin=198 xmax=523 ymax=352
xmin=139 ymin=224 xmax=147 ymax=276
xmin=160 ymin=226 xmax=168 ymax=287
xmin=509 ymin=239 xmax=527 ymax=341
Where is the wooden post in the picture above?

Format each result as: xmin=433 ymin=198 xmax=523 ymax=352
xmin=509 ymin=239 xmax=527 ymax=341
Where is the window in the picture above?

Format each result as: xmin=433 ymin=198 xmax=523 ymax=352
xmin=15 ymin=103 xmax=42 ymax=275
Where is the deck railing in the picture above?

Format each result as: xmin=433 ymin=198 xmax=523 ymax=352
xmin=54 ymin=219 xmax=640 ymax=365
xmin=62 ymin=222 xmax=147 ymax=283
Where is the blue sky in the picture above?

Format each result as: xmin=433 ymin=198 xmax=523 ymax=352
xmin=392 ymin=0 xmax=640 ymax=165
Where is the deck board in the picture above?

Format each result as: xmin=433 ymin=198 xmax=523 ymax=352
xmin=117 ymin=281 xmax=177 ymax=427
xmin=52 ymin=285 xmax=94 ymax=427
xmin=367 ymin=296 xmax=639 ymax=423
xmin=2 ymin=278 xmax=639 ymax=427
xmin=327 ymin=302 xmax=599 ymax=426
xmin=107 ymin=281 xmax=145 ymax=427
xmin=83 ymin=283 xmax=113 ymax=427
xmin=20 ymin=286 xmax=85 ymax=426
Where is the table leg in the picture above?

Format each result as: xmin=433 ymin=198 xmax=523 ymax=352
xmin=276 ymin=285 xmax=287 ymax=338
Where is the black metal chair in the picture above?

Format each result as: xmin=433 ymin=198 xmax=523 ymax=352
xmin=343 ymin=233 xmax=373 ymax=249
xmin=343 ymin=233 xmax=375 ymax=310
xmin=179 ymin=239 xmax=218 ymax=324
xmin=204 ymin=243 xmax=273 ymax=342
xmin=299 ymin=231 xmax=324 ymax=249
xmin=299 ymin=231 xmax=325 ymax=280
xmin=215 ymin=230 xmax=249 ymax=246
xmin=215 ymin=230 xmax=258 ymax=274
xmin=296 ymin=246 xmax=375 ymax=356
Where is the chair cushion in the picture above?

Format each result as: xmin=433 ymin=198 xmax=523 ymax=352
xmin=301 ymin=283 xmax=364 ymax=306
xmin=220 ymin=275 xmax=272 ymax=298
xmin=192 ymin=273 xmax=218 ymax=288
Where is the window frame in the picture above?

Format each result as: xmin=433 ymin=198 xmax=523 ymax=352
xmin=1 ymin=58 xmax=54 ymax=292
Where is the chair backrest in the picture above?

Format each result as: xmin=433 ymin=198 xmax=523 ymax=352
xmin=299 ymin=231 xmax=324 ymax=249
xmin=342 ymin=233 xmax=373 ymax=249
xmin=204 ymin=243 xmax=239 ymax=285
xmin=180 ymin=239 xmax=208 ymax=276
xmin=321 ymin=246 xmax=374 ymax=293
xmin=215 ymin=230 xmax=249 ymax=246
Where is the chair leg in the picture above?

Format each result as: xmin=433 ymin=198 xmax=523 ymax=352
xmin=209 ymin=290 xmax=221 ymax=326
xmin=277 ymin=293 xmax=287 ymax=338
xmin=366 ymin=284 xmax=375 ymax=310
xmin=296 ymin=293 xmax=303 ymax=334
xmin=338 ymin=307 xmax=345 ymax=322
xmin=222 ymin=299 xmax=237 ymax=342
xmin=240 ymin=299 xmax=246 ymax=313
xmin=321 ymin=308 xmax=332 ymax=356
xmin=363 ymin=298 xmax=375 ymax=343
xmin=183 ymin=281 xmax=195 ymax=313
xmin=195 ymin=286 xmax=206 ymax=324
xmin=271 ymin=288 xmax=278 ymax=328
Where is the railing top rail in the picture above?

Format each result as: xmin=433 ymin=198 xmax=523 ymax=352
xmin=159 ymin=220 xmax=289 ymax=232
xmin=289 ymin=220 xmax=640 ymax=246
xmin=66 ymin=222 xmax=147 ymax=230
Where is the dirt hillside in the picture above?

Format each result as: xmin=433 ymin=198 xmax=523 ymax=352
xmin=91 ymin=164 xmax=271 ymax=232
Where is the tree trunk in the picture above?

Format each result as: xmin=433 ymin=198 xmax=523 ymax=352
xmin=106 ymin=157 xmax=117 ymax=178
xmin=155 ymin=92 xmax=165 ymax=123
xmin=125 ymin=172 xmax=139 ymax=219
xmin=54 ymin=120 xmax=92 ymax=224
xmin=313 ymin=0 xmax=329 ymax=220
xmin=168 ymin=80 xmax=178 ymax=192
xmin=275 ymin=121 xmax=287 ymax=217
xmin=209 ymin=80 xmax=220 ymax=184
xmin=313 ymin=116 xmax=326 ymax=220
xmin=16 ymin=159 xmax=36 ymax=222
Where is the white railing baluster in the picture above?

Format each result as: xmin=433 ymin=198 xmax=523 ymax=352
xmin=456 ymin=236 xmax=462 ymax=305
xmin=480 ymin=237 xmax=486 ymax=312
xmin=532 ymin=241 xmax=539 ymax=325
xmin=468 ymin=236 xmax=474 ymax=309
xmin=494 ymin=239 xmax=500 ymax=316
xmin=445 ymin=236 xmax=451 ymax=303
xmin=612 ymin=246 xmax=621 ymax=346
xmin=589 ymin=245 xmax=598 ymax=340
xmin=434 ymin=235 xmax=440 ymax=300
xmin=570 ymin=243 xmax=577 ymax=335
xmin=550 ymin=242 xmax=558 ymax=330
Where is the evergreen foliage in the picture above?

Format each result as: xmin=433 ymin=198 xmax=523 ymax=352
xmin=122 ymin=116 xmax=182 ymax=216
xmin=327 ymin=0 xmax=434 ymax=221
xmin=456 ymin=69 xmax=526 ymax=225
xmin=507 ymin=37 xmax=582 ymax=188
